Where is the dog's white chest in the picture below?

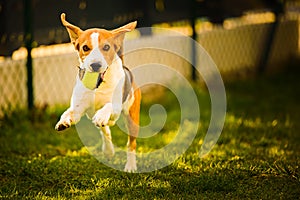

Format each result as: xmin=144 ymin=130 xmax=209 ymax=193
xmin=73 ymin=62 xmax=125 ymax=117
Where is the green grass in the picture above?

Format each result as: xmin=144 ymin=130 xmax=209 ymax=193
xmin=1 ymin=66 xmax=300 ymax=199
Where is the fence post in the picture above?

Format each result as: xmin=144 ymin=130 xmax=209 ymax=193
xmin=258 ymin=1 xmax=283 ymax=73
xmin=24 ymin=0 xmax=34 ymax=110
xmin=189 ymin=0 xmax=197 ymax=81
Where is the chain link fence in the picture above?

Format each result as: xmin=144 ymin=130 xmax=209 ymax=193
xmin=198 ymin=19 xmax=298 ymax=75
xmin=0 ymin=9 xmax=299 ymax=116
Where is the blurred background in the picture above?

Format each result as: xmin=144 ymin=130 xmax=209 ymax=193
xmin=0 ymin=0 xmax=299 ymax=116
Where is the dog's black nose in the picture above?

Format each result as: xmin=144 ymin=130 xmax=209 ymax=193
xmin=90 ymin=62 xmax=101 ymax=72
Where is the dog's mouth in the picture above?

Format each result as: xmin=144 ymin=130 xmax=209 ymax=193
xmin=78 ymin=67 xmax=107 ymax=89
xmin=96 ymin=70 xmax=106 ymax=88
xmin=100 ymin=70 xmax=106 ymax=80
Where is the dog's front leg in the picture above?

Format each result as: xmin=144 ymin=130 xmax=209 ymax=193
xmin=55 ymin=108 xmax=73 ymax=131
xmin=55 ymin=107 xmax=84 ymax=131
xmin=55 ymin=80 xmax=91 ymax=131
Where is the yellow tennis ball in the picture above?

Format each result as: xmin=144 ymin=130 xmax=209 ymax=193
xmin=81 ymin=72 xmax=99 ymax=90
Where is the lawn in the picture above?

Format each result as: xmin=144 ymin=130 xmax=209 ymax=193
xmin=0 ymin=66 xmax=299 ymax=199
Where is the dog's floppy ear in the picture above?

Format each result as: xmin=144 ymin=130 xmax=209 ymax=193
xmin=112 ymin=21 xmax=137 ymax=35
xmin=112 ymin=21 xmax=137 ymax=53
xmin=61 ymin=13 xmax=82 ymax=48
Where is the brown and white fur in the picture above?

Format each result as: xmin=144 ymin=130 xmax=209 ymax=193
xmin=55 ymin=13 xmax=141 ymax=172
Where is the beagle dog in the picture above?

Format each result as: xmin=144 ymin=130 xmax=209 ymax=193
xmin=55 ymin=13 xmax=141 ymax=172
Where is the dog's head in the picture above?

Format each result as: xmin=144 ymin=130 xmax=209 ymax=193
xmin=61 ymin=13 xmax=136 ymax=74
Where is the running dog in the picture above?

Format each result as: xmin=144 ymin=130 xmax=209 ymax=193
xmin=55 ymin=13 xmax=141 ymax=172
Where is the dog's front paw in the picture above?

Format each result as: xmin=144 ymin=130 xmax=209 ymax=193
xmin=92 ymin=104 xmax=113 ymax=127
xmin=92 ymin=110 xmax=111 ymax=127
xmin=55 ymin=118 xmax=72 ymax=131
xmin=55 ymin=122 xmax=69 ymax=131
xmin=55 ymin=109 xmax=75 ymax=131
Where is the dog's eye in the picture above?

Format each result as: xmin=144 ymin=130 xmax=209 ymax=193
xmin=82 ymin=45 xmax=90 ymax=52
xmin=103 ymin=44 xmax=110 ymax=51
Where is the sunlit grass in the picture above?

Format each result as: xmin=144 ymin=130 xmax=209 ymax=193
xmin=0 ymin=66 xmax=300 ymax=199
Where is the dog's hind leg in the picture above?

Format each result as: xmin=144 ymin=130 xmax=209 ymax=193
xmin=124 ymin=87 xmax=141 ymax=172
xmin=100 ymin=126 xmax=115 ymax=158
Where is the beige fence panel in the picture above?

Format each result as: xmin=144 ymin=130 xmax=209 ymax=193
xmin=33 ymin=53 xmax=78 ymax=107
xmin=0 ymin=59 xmax=27 ymax=115
xmin=198 ymin=20 xmax=298 ymax=74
